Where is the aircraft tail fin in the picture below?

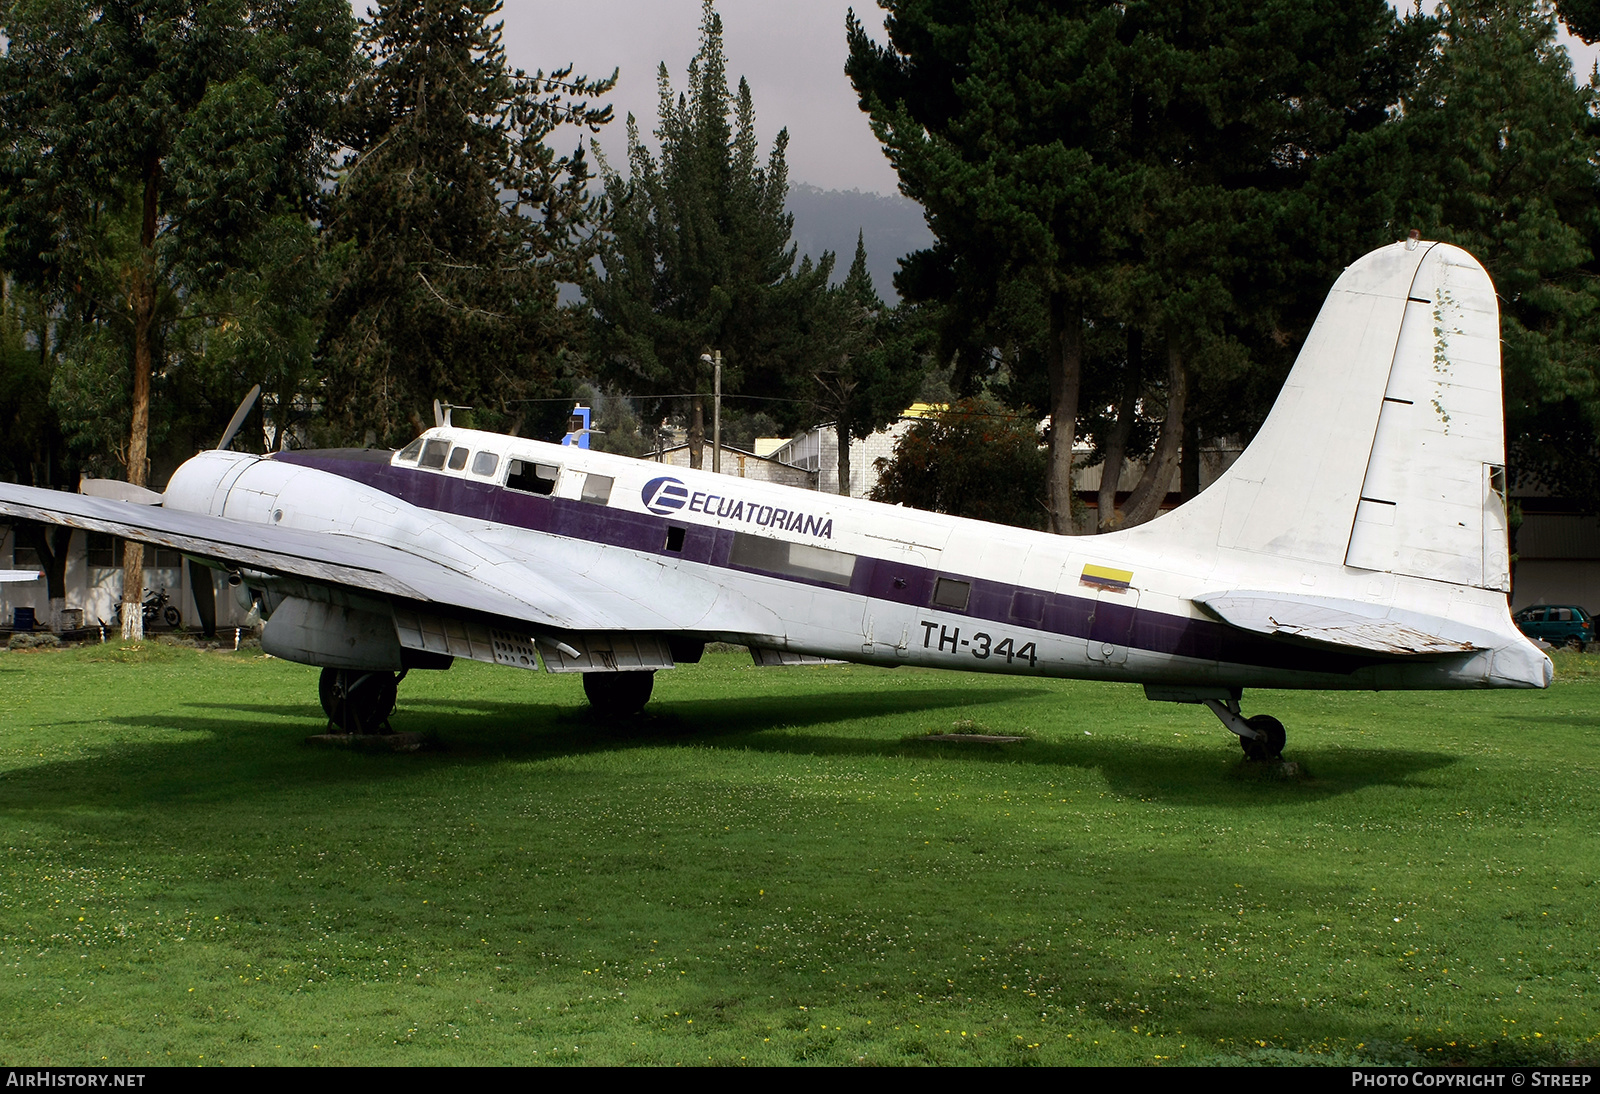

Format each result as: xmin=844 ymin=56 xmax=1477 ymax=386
xmin=1153 ymin=240 xmax=1509 ymax=593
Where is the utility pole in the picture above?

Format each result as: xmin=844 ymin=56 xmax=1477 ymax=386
xmin=702 ymin=350 xmax=723 ymax=473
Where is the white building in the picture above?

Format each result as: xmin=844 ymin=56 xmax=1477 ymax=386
xmin=1 ymin=516 xmax=246 ymax=634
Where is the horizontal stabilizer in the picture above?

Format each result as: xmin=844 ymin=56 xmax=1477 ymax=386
xmin=1194 ymin=591 xmax=1487 ymax=657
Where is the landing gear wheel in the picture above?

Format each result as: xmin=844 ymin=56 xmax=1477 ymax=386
xmin=1240 ymin=714 xmax=1286 ymax=762
xmin=582 ymin=670 xmax=655 ymax=716
xmin=319 ymin=668 xmax=398 ymax=734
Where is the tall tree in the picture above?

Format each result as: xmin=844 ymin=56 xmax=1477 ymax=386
xmin=783 ymin=233 xmax=929 ymax=496
xmin=588 ymin=0 xmax=828 ymax=469
xmin=847 ymin=0 xmax=1424 ymax=533
xmin=1395 ymin=0 xmax=1600 ymax=517
xmin=320 ymin=0 xmax=614 ymax=447
xmin=0 ymin=0 xmax=355 ymax=636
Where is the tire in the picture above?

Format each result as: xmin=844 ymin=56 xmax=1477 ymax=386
xmin=1240 ymin=714 xmax=1286 ymax=762
xmin=319 ymin=667 xmax=398 ymax=733
xmin=162 ymin=605 xmax=181 ymax=628
xmin=582 ymin=670 xmax=655 ymax=716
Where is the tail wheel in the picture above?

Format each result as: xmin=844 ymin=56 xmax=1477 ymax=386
xmin=319 ymin=668 xmax=398 ymax=734
xmin=1240 ymin=714 xmax=1286 ymax=762
xmin=582 ymin=670 xmax=655 ymax=716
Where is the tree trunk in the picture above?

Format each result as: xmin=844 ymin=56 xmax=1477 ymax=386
xmin=1121 ymin=331 xmax=1188 ymax=528
xmin=688 ymin=395 xmax=705 ymax=470
xmin=15 ymin=523 xmax=71 ymax=631
xmin=1180 ymin=400 xmax=1201 ymax=503
xmin=836 ymin=411 xmax=852 ymax=497
xmin=1045 ymin=293 xmax=1083 ymax=534
xmin=1096 ymin=329 xmax=1142 ymax=532
xmin=121 ymin=161 xmax=160 ymax=642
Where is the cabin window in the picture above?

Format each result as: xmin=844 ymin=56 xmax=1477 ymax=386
xmin=665 ymin=526 xmax=686 ymax=552
xmin=396 ymin=439 xmax=424 ymax=463
xmin=728 ymin=532 xmax=857 ymax=586
xmin=471 ymin=451 xmax=499 ymax=477
xmin=932 ymin=577 xmax=971 ymax=611
xmin=447 ymin=447 xmax=469 ymax=471
xmin=506 ymin=459 xmax=559 ymax=495
xmin=418 ymin=439 xmax=451 ymax=470
xmin=580 ymin=474 xmax=614 ymax=505
xmin=1009 ymin=590 xmax=1045 ymax=624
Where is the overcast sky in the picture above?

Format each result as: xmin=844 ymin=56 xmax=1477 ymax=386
xmin=492 ymin=1 xmax=899 ymax=195
xmin=469 ymin=2 xmax=1600 ymax=198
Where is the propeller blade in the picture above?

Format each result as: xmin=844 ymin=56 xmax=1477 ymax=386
xmin=217 ymin=384 xmax=262 ymax=451
xmin=433 ymin=398 xmax=445 ymax=428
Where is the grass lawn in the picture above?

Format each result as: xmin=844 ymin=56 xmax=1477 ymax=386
xmin=0 ymin=641 xmax=1596 ymax=1066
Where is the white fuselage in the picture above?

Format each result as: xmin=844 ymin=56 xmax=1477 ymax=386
xmin=161 ymin=424 xmax=1548 ymax=693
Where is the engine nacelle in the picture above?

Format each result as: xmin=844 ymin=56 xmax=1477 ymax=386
xmin=259 ymin=596 xmax=403 ymax=671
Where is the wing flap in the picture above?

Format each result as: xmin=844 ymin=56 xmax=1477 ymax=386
xmin=1194 ymin=591 xmax=1487 ymax=656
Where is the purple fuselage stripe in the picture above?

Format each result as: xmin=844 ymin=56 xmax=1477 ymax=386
xmin=277 ymin=450 xmax=1377 ymax=675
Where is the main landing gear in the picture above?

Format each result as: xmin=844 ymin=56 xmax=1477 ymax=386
xmin=319 ymin=668 xmax=400 ymax=734
xmin=1202 ymin=697 xmax=1287 ymax=762
xmin=582 ymin=670 xmax=655 ymax=716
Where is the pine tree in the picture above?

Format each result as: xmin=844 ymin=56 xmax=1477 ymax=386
xmin=587 ymin=1 xmax=827 ymax=469
xmin=847 ymin=0 xmax=1422 ymax=532
xmin=786 ymin=234 xmax=929 ymax=496
xmin=320 ymin=0 xmax=614 ymax=446
xmin=1397 ymin=0 xmax=1600 ymax=515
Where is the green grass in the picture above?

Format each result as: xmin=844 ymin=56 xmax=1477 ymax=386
xmin=0 ymin=641 xmax=1596 ymax=1066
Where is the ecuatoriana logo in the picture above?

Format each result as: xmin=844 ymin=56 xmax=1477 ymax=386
xmin=639 ymin=475 xmax=834 ymax=538
xmin=641 ymin=476 xmax=690 ymax=515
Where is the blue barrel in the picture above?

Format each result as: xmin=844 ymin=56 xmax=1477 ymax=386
xmin=12 ymin=607 xmax=35 ymax=632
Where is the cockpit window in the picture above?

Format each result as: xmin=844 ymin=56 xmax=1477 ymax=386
xmin=506 ymin=459 xmax=559 ymax=495
xmin=397 ymin=439 xmax=424 ymax=463
xmin=471 ymin=451 xmax=499 ymax=477
xmin=418 ymin=439 xmax=451 ymax=470
xmin=447 ymin=447 xmax=469 ymax=471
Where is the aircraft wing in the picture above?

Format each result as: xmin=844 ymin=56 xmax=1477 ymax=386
xmin=0 ymin=482 xmax=677 ymax=634
xmin=1193 ymin=591 xmax=1489 ymax=657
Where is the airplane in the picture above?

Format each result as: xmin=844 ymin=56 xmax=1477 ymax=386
xmin=0 ymin=240 xmax=1552 ymax=758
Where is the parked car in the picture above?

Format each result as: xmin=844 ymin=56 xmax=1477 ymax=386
xmin=1513 ymin=604 xmax=1594 ymax=650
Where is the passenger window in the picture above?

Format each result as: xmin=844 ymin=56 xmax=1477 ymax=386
xmin=933 ymin=577 xmax=971 ymax=611
xmin=418 ymin=439 xmax=451 ymax=470
xmin=727 ymin=532 xmax=857 ymax=586
xmin=447 ymin=447 xmax=469 ymax=471
xmin=396 ymin=439 xmax=424 ymax=463
xmin=1009 ymin=590 xmax=1045 ymax=624
xmin=580 ymin=474 xmax=614 ymax=504
xmin=472 ymin=451 xmax=499 ymax=476
xmin=506 ymin=459 xmax=559 ymax=495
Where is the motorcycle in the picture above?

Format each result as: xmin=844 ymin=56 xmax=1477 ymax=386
xmin=107 ymin=587 xmax=182 ymax=629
